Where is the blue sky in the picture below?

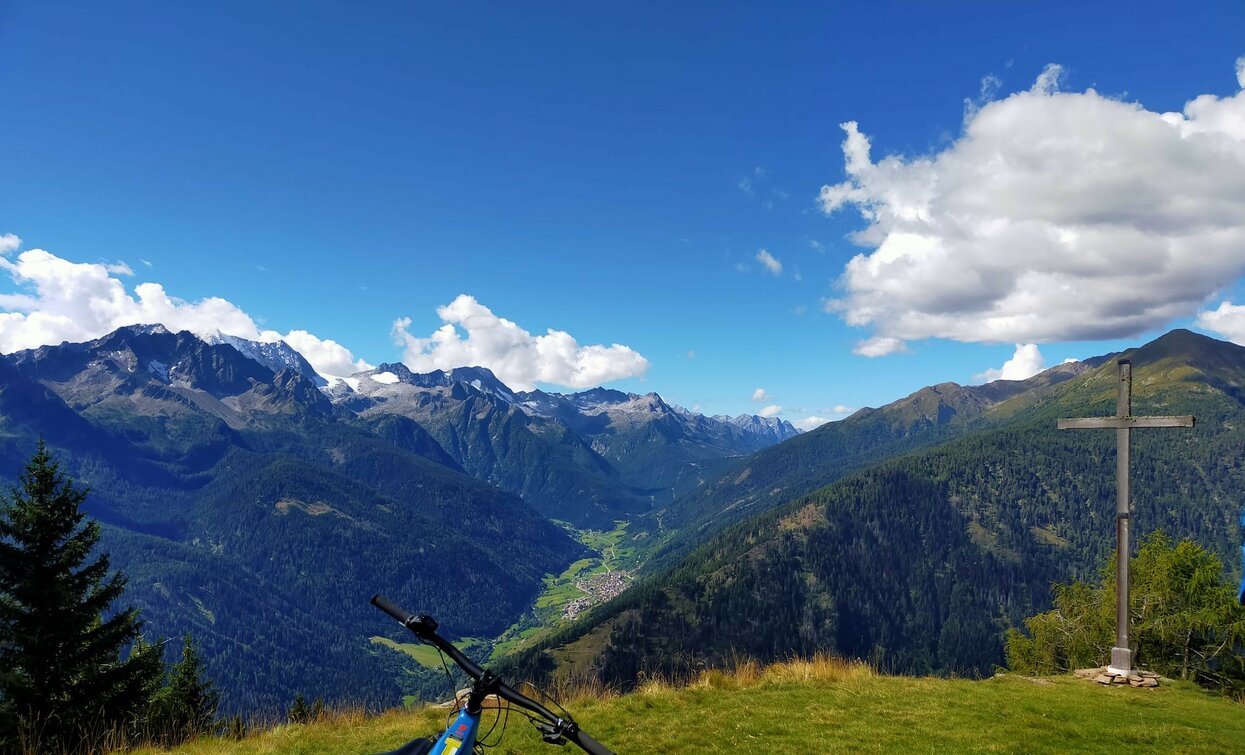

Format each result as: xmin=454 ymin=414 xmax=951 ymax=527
xmin=2 ymin=1 xmax=1245 ymax=426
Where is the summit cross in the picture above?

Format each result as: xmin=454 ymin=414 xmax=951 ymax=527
xmin=1057 ymin=358 xmax=1194 ymax=675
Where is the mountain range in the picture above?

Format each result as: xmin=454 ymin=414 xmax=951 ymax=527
xmin=0 ymin=324 xmax=797 ymax=710
xmin=7 ymin=324 xmax=1243 ymax=713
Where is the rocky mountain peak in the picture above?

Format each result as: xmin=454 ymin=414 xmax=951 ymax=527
xmin=206 ymin=333 xmax=327 ymax=387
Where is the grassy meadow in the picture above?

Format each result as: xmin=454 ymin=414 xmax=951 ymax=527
xmin=130 ymin=657 xmax=1245 ymax=755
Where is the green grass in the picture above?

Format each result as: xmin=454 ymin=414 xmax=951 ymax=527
xmin=579 ymin=520 xmax=634 ymax=568
xmin=134 ymin=663 xmax=1245 ymax=754
xmin=533 ymin=558 xmax=595 ymax=609
xmin=370 ymin=636 xmax=485 ymax=669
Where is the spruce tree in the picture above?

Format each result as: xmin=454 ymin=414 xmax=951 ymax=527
xmin=0 ymin=441 xmax=163 ymax=750
xmin=227 ymin=713 xmax=246 ymax=740
xmin=288 ymin=693 xmax=310 ymax=724
xmin=152 ymin=634 xmax=220 ymax=743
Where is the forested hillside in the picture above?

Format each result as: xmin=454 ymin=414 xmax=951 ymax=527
xmin=499 ymin=330 xmax=1245 ymax=687
xmin=627 ymin=358 xmax=1093 ymax=573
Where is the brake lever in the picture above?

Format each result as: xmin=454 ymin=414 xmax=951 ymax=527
xmin=535 ymin=723 xmax=568 ymax=746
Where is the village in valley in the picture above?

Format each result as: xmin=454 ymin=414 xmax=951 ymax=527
xmin=562 ymin=568 xmax=631 ymax=621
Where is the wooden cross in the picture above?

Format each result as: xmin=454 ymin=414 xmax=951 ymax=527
xmin=1057 ymin=359 xmax=1194 ymax=674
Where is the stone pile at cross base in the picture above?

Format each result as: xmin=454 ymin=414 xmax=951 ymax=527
xmin=1074 ymin=667 xmax=1161 ymax=688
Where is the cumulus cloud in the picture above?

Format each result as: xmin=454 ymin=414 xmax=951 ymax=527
xmin=793 ymin=415 xmax=830 ymax=431
xmin=973 ymin=343 xmax=1046 ymax=383
xmin=0 ymin=239 xmax=371 ymax=379
xmin=392 ymin=294 xmax=649 ymax=391
xmin=281 ymin=330 xmax=371 ymax=377
xmin=751 ymin=387 xmax=768 ymax=401
xmin=756 ymin=249 xmax=783 ymax=275
xmin=853 ymin=336 xmax=910 ymax=357
xmin=758 ymin=404 xmax=782 ymax=418
xmin=820 ymin=58 xmax=1245 ymax=354
xmin=1195 ymin=300 xmax=1245 ymax=344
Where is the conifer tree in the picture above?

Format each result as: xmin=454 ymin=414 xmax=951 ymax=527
xmin=228 ymin=713 xmax=246 ymax=740
xmin=288 ymin=693 xmax=310 ymax=724
xmin=0 ymin=441 xmax=163 ymax=750
xmin=1007 ymin=530 xmax=1245 ymax=692
xmin=150 ymin=634 xmax=220 ymax=744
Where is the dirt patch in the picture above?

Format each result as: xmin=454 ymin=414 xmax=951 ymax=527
xmin=275 ymin=498 xmax=335 ymax=517
xmin=778 ymin=503 xmax=821 ymax=532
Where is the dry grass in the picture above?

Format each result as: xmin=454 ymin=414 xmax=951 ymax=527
xmin=647 ymin=652 xmax=876 ymax=693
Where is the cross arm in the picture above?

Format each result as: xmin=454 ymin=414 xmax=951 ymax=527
xmin=1057 ymin=416 xmax=1195 ymax=430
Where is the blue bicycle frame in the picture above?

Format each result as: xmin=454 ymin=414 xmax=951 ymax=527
xmin=430 ymin=706 xmax=481 ymax=755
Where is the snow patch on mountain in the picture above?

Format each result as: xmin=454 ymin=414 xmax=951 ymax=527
xmin=206 ymin=333 xmax=328 ymax=387
xmin=146 ymin=359 xmax=169 ymax=382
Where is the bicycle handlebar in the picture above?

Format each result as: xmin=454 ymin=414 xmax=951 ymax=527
xmin=566 ymin=728 xmax=612 ymax=755
xmin=370 ymin=594 xmax=614 ymax=755
xmin=371 ymin=593 xmax=413 ymax=624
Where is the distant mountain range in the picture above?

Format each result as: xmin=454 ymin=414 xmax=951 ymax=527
xmin=0 ymin=324 xmax=798 ymax=711
xmin=322 ymin=360 xmax=799 ymax=526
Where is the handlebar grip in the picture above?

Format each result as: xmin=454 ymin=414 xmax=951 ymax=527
xmin=568 ymin=729 xmax=615 ymax=755
xmin=370 ymin=594 xmax=413 ymax=625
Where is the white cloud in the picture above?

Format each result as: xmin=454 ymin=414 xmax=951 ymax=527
xmin=758 ymin=404 xmax=782 ymax=418
xmin=853 ymin=336 xmax=909 ymax=357
xmin=1031 ymin=63 xmax=1065 ymax=95
xmin=756 ymin=249 xmax=783 ymax=276
xmin=794 ymin=404 xmax=854 ymax=431
xmin=0 ymin=234 xmax=22 ymax=254
xmin=963 ymin=73 xmax=1003 ymax=121
xmin=281 ymin=330 xmax=371 ymax=378
xmin=819 ymin=58 xmax=1245 ymax=354
xmin=0 ymin=240 xmax=371 ymax=379
xmin=751 ymin=387 xmax=768 ymax=401
xmin=392 ymin=294 xmax=649 ymax=391
xmin=1195 ymin=300 xmax=1245 ymax=344
xmin=809 ymin=239 xmax=826 ymax=253
xmin=973 ymin=343 xmax=1046 ymax=383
